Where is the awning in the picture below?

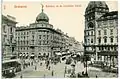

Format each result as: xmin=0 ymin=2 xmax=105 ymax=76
xmin=23 ymin=54 xmax=25 ymax=56
xmin=76 ymin=52 xmax=81 ymax=55
xmin=19 ymin=54 xmax=22 ymax=56
xmin=31 ymin=54 xmax=34 ymax=56
xmin=26 ymin=54 xmax=28 ymax=56
xmin=3 ymin=59 xmax=20 ymax=64
xmin=56 ymin=53 xmax=62 ymax=56
xmin=72 ymin=55 xmax=77 ymax=57
xmin=98 ymin=51 xmax=118 ymax=56
xmin=62 ymin=52 xmax=66 ymax=55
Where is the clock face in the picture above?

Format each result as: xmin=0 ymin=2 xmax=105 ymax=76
xmin=88 ymin=22 xmax=94 ymax=28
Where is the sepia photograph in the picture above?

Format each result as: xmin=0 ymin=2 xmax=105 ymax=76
xmin=1 ymin=1 xmax=118 ymax=78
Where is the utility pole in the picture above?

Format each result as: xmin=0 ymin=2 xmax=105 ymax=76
xmin=84 ymin=55 xmax=88 ymax=77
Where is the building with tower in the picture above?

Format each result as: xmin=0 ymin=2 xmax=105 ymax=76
xmin=84 ymin=1 xmax=118 ymax=67
xmin=15 ymin=5 xmax=82 ymax=59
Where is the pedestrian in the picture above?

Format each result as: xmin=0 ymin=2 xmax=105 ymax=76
xmin=96 ymin=75 xmax=98 ymax=78
xmin=48 ymin=66 xmax=51 ymax=70
xmin=20 ymin=75 xmax=22 ymax=78
xmin=35 ymin=66 xmax=37 ymax=70
xmin=82 ymin=71 xmax=84 ymax=76
xmin=52 ymin=70 xmax=54 ymax=76
xmin=40 ymin=62 xmax=42 ymax=66
xmin=44 ymin=74 xmax=46 ymax=78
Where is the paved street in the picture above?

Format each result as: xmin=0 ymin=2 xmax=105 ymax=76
xmin=14 ymin=60 xmax=66 ymax=78
xmin=6 ymin=60 xmax=117 ymax=78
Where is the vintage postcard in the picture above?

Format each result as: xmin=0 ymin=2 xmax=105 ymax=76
xmin=1 ymin=1 xmax=118 ymax=78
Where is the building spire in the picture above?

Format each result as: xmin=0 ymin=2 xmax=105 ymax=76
xmin=41 ymin=4 xmax=44 ymax=12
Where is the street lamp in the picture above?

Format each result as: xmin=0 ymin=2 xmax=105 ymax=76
xmin=17 ymin=50 xmax=23 ymax=78
xmin=20 ymin=56 xmax=23 ymax=78
xmin=84 ymin=55 xmax=88 ymax=77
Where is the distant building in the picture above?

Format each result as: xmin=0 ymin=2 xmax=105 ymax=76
xmin=2 ymin=15 xmax=17 ymax=61
xmin=84 ymin=1 xmax=118 ymax=66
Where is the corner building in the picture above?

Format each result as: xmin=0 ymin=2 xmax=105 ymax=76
xmin=84 ymin=1 xmax=118 ymax=66
xmin=16 ymin=8 xmax=66 ymax=58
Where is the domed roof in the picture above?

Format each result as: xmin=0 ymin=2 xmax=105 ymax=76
xmin=86 ymin=1 xmax=109 ymax=12
xmin=36 ymin=7 xmax=49 ymax=23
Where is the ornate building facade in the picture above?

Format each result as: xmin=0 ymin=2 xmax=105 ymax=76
xmin=2 ymin=15 xmax=17 ymax=61
xmin=15 ymin=7 xmax=82 ymax=58
xmin=84 ymin=1 xmax=118 ymax=66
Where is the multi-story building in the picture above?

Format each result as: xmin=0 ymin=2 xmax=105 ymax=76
xmin=15 ymin=7 xmax=70 ymax=58
xmin=84 ymin=1 xmax=118 ymax=66
xmin=96 ymin=11 xmax=118 ymax=66
xmin=68 ymin=37 xmax=83 ymax=54
xmin=2 ymin=15 xmax=17 ymax=61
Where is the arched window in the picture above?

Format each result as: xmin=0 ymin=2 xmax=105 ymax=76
xmin=91 ymin=38 xmax=93 ymax=43
xmin=91 ymin=31 xmax=93 ymax=35
xmin=110 ymin=38 xmax=113 ymax=43
xmin=104 ymin=37 xmax=107 ymax=43
xmin=88 ymin=22 xmax=94 ymax=28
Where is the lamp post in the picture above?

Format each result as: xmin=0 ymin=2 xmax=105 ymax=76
xmin=84 ymin=55 xmax=88 ymax=77
xmin=17 ymin=50 xmax=23 ymax=78
xmin=20 ymin=56 xmax=23 ymax=78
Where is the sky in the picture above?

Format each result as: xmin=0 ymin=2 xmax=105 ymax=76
xmin=2 ymin=1 xmax=118 ymax=42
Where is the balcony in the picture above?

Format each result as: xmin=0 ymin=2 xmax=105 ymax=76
xmin=98 ymin=50 xmax=118 ymax=56
xmin=84 ymin=50 xmax=95 ymax=54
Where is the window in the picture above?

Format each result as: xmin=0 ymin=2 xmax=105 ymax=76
xmin=88 ymin=22 xmax=94 ymax=28
xmin=32 ymin=31 xmax=35 ymax=34
xmin=116 ymin=37 xmax=118 ymax=42
xmin=85 ymin=39 xmax=87 ymax=43
xmin=110 ymin=29 xmax=113 ymax=35
xmin=111 ymin=47 xmax=113 ymax=50
xmin=32 ymin=40 xmax=34 ymax=45
xmin=104 ymin=38 xmax=107 ymax=43
xmin=43 ymin=35 xmax=45 ymax=37
xmin=104 ymin=29 xmax=107 ymax=35
xmin=43 ymin=41 xmax=45 ymax=45
xmin=39 ymin=41 xmax=41 ymax=45
xmin=103 ymin=21 xmax=106 ymax=26
xmin=102 ymin=47 xmax=104 ymax=50
xmin=111 ymin=38 xmax=113 ymax=43
xmin=91 ymin=31 xmax=93 ymax=35
xmin=27 ymin=41 xmax=28 ymax=45
xmin=3 ymin=25 xmax=6 ymax=33
xmin=24 ymin=32 xmax=26 ymax=35
xmin=91 ymin=38 xmax=93 ymax=43
xmin=47 ymin=41 xmax=48 ymax=44
xmin=88 ymin=39 xmax=90 ymax=43
xmin=99 ymin=47 xmax=101 ymax=50
xmin=109 ymin=20 xmax=113 ymax=24
xmin=32 ymin=35 xmax=34 ymax=38
xmin=24 ymin=36 xmax=25 ymax=39
xmin=10 ymin=27 xmax=12 ymax=34
xmin=98 ymin=38 xmax=101 ymax=44
xmin=114 ymin=47 xmax=116 ymax=51
xmin=39 ymin=35 xmax=41 ymax=39
xmin=98 ymin=30 xmax=101 ymax=35
xmin=88 ymin=32 xmax=89 ymax=36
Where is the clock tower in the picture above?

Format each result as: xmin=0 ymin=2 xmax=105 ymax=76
xmin=84 ymin=1 xmax=109 ymax=61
